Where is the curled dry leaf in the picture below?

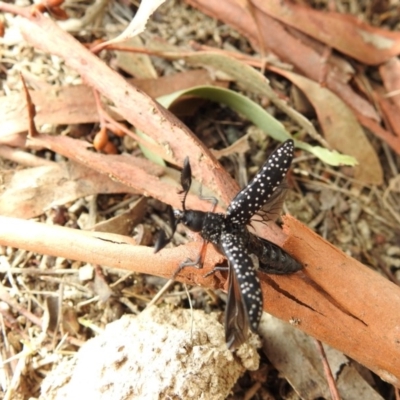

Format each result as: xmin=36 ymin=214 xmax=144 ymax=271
xmin=90 ymin=197 xmax=148 ymax=236
xmin=375 ymin=91 xmax=400 ymax=139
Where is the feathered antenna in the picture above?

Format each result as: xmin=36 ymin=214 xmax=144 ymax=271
xmin=179 ymin=157 xmax=192 ymax=211
xmin=154 ymin=158 xmax=192 ymax=253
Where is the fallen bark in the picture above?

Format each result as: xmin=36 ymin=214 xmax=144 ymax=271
xmin=0 ymin=216 xmax=399 ymax=386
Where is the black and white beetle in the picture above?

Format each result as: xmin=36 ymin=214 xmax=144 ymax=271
xmin=155 ymin=139 xmax=302 ymax=350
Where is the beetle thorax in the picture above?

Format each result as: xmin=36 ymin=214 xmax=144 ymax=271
xmin=199 ymin=212 xmax=226 ymax=244
xmin=174 ymin=209 xmax=226 ymax=245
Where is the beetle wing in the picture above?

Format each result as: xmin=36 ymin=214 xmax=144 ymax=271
xmin=226 ymin=140 xmax=294 ymax=226
xmin=221 ymin=232 xmax=263 ymax=350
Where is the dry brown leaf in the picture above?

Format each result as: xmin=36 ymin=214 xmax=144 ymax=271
xmin=269 ymin=67 xmax=383 ymax=185
xmin=256 ymin=0 xmax=400 ymax=65
xmin=0 ymin=86 xmax=99 ymax=138
xmin=90 ymin=197 xmax=147 ymax=236
xmin=115 ymin=36 xmax=158 ymax=79
xmin=0 ymin=161 xmax=137 ymax=219
xmin=42 ymin=296 xmax=60 ymax=334
xmin=375 ymin=92 xmax=400 ymax=139
xmin=355 ymin=113 xmax=400 ymax=154
xmin=380 ymin=57 xmax=400 ymax=111
xmin=0 ymin=144 xmax=55 ymax=167
xmin=132 ymin=69 xmax=222 ymax=99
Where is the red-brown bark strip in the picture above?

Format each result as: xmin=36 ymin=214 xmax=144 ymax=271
xmin=1 ymin=216 xmax=400 ymax=386
xmin=283 ymin=215 xmax=400 ymax=386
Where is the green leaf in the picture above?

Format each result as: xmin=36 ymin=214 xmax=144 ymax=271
xmin=296 ymin=142 xmax=358 ymax=166
xmin=158 ymin=85 xmax=357 ymax=166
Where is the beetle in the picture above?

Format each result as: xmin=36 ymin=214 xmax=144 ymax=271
xmin=155 ymin=140 xmax=302 ymax=350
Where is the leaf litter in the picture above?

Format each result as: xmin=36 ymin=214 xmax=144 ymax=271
xmin=0 ymin=0 xmax=399 ymax=398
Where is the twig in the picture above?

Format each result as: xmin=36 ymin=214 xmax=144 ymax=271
xmin=314 ymin=339 xmax=341 ymax=400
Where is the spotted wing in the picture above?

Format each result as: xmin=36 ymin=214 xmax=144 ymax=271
xmin=226 ymin=140 xmax=294 ymax=226
xmin=221 ymin=232 xmax=263 ymax=350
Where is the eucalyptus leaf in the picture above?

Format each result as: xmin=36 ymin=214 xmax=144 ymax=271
xmin=158 ymin=85 xmax=357 ymax=166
